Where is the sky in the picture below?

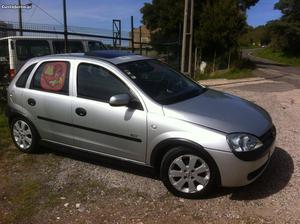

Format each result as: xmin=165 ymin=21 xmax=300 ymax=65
xmin=0 ymin=0 xmax=282 ymax=31
xmin=247 ymin=0 xmax=282 ymax=27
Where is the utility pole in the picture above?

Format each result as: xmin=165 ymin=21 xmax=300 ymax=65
xmin=180 ymin=0 xmax=194 ymax=76
xmin=131 ymin=16 xmax=134 ymax=53
xmin=63 ymin=0 xmax=69 ymax=53
xmin=139 ymin=26 xmax=142 ymax=55
xmin=18 ymin=0 xmax=23 ymax=36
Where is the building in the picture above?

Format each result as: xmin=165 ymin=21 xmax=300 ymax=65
xmin=129 ymin=25 xmax=151 ymax=49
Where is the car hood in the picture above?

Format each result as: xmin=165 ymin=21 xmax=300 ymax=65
xmin=163 ymin=89 xmax=272 ymax=136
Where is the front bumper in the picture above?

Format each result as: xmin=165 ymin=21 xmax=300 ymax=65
xmin=206 ymin=140 xmax=276 ymax=187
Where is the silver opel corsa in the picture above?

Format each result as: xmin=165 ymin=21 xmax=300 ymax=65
xmin=6 ymin=50 xmax=276 ymax=198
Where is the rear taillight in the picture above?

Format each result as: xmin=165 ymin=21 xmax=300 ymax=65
xmin=9 ymin=69 xmax=15 ymax=80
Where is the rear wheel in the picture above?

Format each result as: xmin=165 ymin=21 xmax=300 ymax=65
xmin=11 ymin=118 xmax=39 ymax=153
xmin=160 ymin=146 xmax=219 ymax=198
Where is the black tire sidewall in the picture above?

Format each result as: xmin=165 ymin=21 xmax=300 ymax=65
xmin=160 ymin=146 xmax=219 ymax=199
xmin=11 ymin=117 xmax=39 ymax=153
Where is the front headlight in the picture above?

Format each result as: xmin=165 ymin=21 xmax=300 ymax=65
xmin=226 ymin=133 xmax=263 ymax=152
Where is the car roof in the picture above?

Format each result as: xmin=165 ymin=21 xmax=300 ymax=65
xmin=27 ymin=50 xmax=151 ymax=65
xmin=0 ymin=36 xmax=105 ymax=42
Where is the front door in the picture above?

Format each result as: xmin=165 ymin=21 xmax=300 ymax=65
xmin=71 ymin=62 xmax=147 ymax=162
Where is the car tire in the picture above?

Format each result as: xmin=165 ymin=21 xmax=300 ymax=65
xmin=10 ymin=117 xmax=39 ymax=153
xmin=160 ymin=146 xmax=219 ymax=199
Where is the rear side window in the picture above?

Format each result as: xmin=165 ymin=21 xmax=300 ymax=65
xmin=0 ymin=40 xmax=8 ymax=57
xmin=53 ymin=41 xmax=84 ymax=53
xmin=16 ymin=63 xmax=37 ymax=88
xmin=30 ymin=61 xmax=70 ymax=95
xmin=77 ymin=63 xmax=129 ymax=102
xmin=16 ymin=40 xmax=50 ymax=60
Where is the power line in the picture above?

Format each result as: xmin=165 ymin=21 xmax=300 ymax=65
xmin=27 ymin=0 xmax=40 ymax=22
xmin=28 ymin=0 xmax=63 ymax=25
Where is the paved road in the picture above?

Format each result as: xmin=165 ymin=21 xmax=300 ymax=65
xmin=243 ymin=49 xmax=300 ymax=89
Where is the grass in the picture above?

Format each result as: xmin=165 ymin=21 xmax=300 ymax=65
xmin=0 ymin=101 xmax=10 ymax=149
xmin=196 ymin=68 xmax=255 ymax=80
xmin=253 ymin=48 xmax=300 ymax=67
xmin=9 ymin=180 xmax=42 ymax=222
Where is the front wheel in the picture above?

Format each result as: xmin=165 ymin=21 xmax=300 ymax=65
xmin=11 ymin=118 xmax=39 ymax=153
xmin=160 ymin=147 xmax=219 ymax=199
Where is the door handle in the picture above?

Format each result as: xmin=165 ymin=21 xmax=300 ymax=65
xmin=75 ymin=107 xmax=87 ymax=116
xmin=28 ymin=98 xmax=36 ymax=106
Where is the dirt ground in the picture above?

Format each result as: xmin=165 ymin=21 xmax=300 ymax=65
xmin=1 ymin=67 xmax=300 ymax=223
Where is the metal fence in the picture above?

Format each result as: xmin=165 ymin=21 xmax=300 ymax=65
xmin=0 ymin=21 xmax=180 ymax=63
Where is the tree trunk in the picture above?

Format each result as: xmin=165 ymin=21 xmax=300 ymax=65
xmin=212 ymin=49 xmax=217 ymax=72
xmin=227 ymin=49 xmax=231 ymax=70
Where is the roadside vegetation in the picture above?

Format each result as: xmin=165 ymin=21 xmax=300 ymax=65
xmin=240 ymin=0 xmax=300 ymax=67
xmin=197 ymin=68 xmax=254 ymax=80
xmin=253 ymin=48 xmax=300 ymax=67
xmin=196 ymin=58 xmax=256 ymax=80
xmin=0 ymin=101 xmax=10 ymax=149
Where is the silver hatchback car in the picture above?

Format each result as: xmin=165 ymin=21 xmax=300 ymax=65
xmin=6 ymin=50 xmax=276 ymax=198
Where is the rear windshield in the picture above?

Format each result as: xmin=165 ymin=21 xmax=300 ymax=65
xmin=88 ymin=41 xmax=106 ymax=51
xmin=16 ymin=40 xmax=51 ymax=60
xmin=53 ymin=41 xmax=84 ymax=53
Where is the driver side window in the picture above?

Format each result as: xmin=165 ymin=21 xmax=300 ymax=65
xmin=77 ymin=63 xmax=129 ymax=102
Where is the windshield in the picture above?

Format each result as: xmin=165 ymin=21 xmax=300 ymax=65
xmin=118 ymin=59 xmax=205 ymax=105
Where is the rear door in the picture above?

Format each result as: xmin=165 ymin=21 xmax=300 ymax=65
xmin=23 ymin=60 xmax=73 ymax=145
xmin=71 ymin=62 xmax=147 ymax=162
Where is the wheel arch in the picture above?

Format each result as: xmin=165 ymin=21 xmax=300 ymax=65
xmin=8 ymin=110 xmax=41 ymax=140
xmin=150 ymin=138 xmax=221 ymax=182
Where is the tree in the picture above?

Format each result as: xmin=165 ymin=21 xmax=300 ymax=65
xmin=239 ymin=0 xmax=260 ymax=10
xmin=239 ymin=25 xmax=271 ymax=47
xmin=141 ymin=0 xmax=259 ymax=44
xmin=195 ymin=0 xmax=246 ymax=70
xmin=141 ymin=0 xmax=259 ymax=71
xmin=275 ymin=0 xmax=300 ymax=22
xmin=268 ymin=0 xmax=300 ymax=55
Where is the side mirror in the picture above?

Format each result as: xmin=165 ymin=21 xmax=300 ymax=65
xmin=109 ymin=94 xmax=131 ymax=107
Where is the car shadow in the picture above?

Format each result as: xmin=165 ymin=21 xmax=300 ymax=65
xmin=208 ymin=147 xmax=294 ymax=200
xmin=39 ymin=144 xmax=159 ymax=180
xmin=38 ymin=145 xmax=293 ymax=200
